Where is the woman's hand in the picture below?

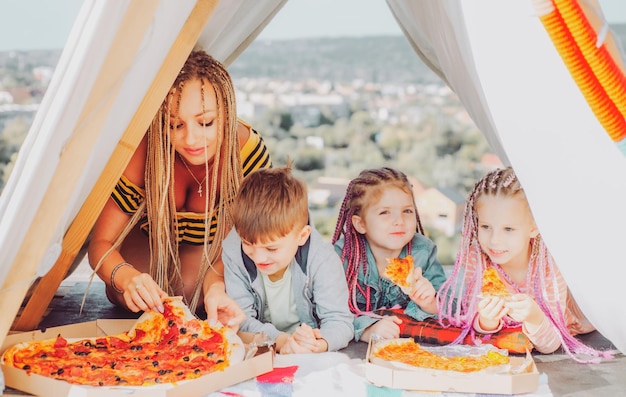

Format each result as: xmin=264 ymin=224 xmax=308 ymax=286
xmin=121 ymin=272 xmax=168 ymax=313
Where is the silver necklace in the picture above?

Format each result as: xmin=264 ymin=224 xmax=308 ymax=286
xmin=178 ymin=154 xmax=207 ymax=197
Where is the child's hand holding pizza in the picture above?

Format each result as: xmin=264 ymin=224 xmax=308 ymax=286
xmin=408 ymin=267 xmax=437 ymax=313
xmin=384 ymin=257 xmax=437 ymax=314
xmin=476 ymin=267 xmax=510 ymax=331
xmin=477 ymin=296 xmax=508 ymax=331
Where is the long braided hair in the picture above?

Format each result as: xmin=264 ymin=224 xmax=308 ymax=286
xmin=437 ymin=167 xmax=612 ymax=362
xmin=102 ymin=50 xmax=242 ymax=313
xmin=331 ymin=167 xmax=424 ymax=316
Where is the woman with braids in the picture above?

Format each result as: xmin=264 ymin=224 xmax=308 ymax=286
xmin=438 ymin=167 xmax=613 ymax=362
xmin=88 ymin=50 xmax=272 ymax=326
xmin=332 ymin=167 xmax=447 ymax=342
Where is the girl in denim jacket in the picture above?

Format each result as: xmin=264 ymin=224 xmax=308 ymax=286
xmin=332 ymin=167 xmax=446 ymax=342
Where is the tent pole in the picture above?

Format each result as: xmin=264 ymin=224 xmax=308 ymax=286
xmin=5 ymin=0 xmax=218 ymax=338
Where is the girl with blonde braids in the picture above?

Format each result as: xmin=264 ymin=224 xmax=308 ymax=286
xmin=438 ymin=167 xmax=612 ymax=362
xmin=332 ymin=167 xmax=446 ymax=342
xmin=88 ymin=50 xmax=271 ymax=325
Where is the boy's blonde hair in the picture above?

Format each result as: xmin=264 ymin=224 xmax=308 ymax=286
xmin=231 ymin=162 xmax=308 ymax=244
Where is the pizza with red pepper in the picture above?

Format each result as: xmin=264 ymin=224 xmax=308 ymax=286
xmin=1 ymin=297 xmax=244 ymax=386
xmin=481 ymin=267 xmax=510 ymax=298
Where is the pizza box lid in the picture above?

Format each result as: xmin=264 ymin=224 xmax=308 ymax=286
xmin=1 ymin=320 xmax=274 ymax=397
xmin=364 ymin=337 xmax=539 ymax=395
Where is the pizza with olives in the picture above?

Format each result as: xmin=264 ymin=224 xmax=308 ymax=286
xmin=1 ymin=297 xmax=243 ymax=387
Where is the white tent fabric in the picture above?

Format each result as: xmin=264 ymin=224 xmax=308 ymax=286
xmin=389 ymin=0 xmax=626 ymax=353
xmin=0 ymin=0 xmax=624 ymax=354
xmin=386 ymin=0 xmax=511 ymax=166
xmin=0 ymin=0 xmax=285 ymax=289
xmin=197 ymin=0 xmax=287 ymax=65
xmin=0 ymin=0 xmax=198 ymax=287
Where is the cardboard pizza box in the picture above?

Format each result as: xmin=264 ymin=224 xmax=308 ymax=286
xmin=364 ymin=338 xmax=539 ymax=395
xmin=1 ymin=320 xmax=273 ymax=397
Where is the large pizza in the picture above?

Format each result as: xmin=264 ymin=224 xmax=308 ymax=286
xmin=371 ymin=338 xmax=510 ymax=373
xmin=1 ymin=297 xmax=244 ymax=387
xmin=481 ymin=267 xmax=510 ymax=298
xmin=384 ymin=256 xmax=414 ymax=291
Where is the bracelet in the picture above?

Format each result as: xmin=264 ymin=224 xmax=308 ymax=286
xmin=110 ymin=262 xmax=133 ymax=294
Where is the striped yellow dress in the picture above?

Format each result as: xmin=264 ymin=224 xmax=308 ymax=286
xmin=111 ymin=127 xmax=271 ymax=245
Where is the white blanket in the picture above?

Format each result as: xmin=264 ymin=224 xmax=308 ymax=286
xmin=208 ymin=352 xmax=552 ymax=397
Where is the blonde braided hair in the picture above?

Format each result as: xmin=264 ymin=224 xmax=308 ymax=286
xmin=143 ymin=50 xmax=242 ymax=312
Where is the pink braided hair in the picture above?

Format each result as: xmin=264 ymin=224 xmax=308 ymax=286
xmin=331 ymin=167 xmax=424 ymax=317
xmin=437 ymin=167 xmax=613 ymax=363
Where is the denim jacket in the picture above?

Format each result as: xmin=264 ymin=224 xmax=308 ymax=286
xmin=334 ymin=233 xmax=447 ymax=341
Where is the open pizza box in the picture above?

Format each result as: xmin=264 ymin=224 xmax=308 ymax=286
xmin=364 ymin=337 xmax=540 ymax=395
xmin=1 ymin=319 xmax=273 ymax=397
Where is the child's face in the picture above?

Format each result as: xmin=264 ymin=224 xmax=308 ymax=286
xmin=170 ymin=78 xmax=221 ymax=166
xmin=475 ymin=194 xmax=538 ymax=268
xmin=241 ymin=225 xmax=312 ymax=281
xmin=351 ymin=187 xmax=417 ymax=258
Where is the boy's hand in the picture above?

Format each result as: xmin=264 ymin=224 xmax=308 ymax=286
xmin=291 ymin=323 xmax=328 ymax=353
xmin=204 ymin=285 xmax=245 ymax=331
xmin=360 ymin=316 xmax=402 ymax=342
xmin=477 ymin=296 xmax=508 ymax=331
xmin=408 ymin=267 xmax=437 ymax=313
xmin=280 ymin=336 xmax=312 ymax=354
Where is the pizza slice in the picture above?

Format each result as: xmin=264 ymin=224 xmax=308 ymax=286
xmin=384 ymin=256 xmax=414 ymax=291
xmin=1 ymin=296 xmax=245 ymax=387
xmin=371 ymin=338 xmax=510 ymax=372
xmin=481 ymin=267 xmax=510 ymax=298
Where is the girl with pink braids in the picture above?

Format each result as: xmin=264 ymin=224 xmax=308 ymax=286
xmin=438 ymin=167 xmax=613 ymax=362
xmin=332 ymin=167 xmax=446 ymax=343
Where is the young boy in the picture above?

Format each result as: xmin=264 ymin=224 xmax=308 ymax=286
xmin=222 ymin=163 xmax=354 ymax=354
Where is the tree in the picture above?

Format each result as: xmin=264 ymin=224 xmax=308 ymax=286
xmin=254 ymin=108 xmax=293 ymax=140
xmin=293 ymin=147 xmax=325 ymax=171
xmin=0 ymin=116 xmax=30 ymax=192
xmin=0 ymin=116 xmax=29 ymax=163
xmin=318 ymin=106 xmax=337 ymax=126
xmin=426 ymin=228 xmax=460 ymax=267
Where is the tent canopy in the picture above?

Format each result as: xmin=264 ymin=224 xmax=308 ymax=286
xmin=1 ymin=0 xmax=624 ymax=353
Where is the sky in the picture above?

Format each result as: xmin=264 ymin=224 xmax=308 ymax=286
xmin=0 ymin=0 xmax=625 ymax=51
